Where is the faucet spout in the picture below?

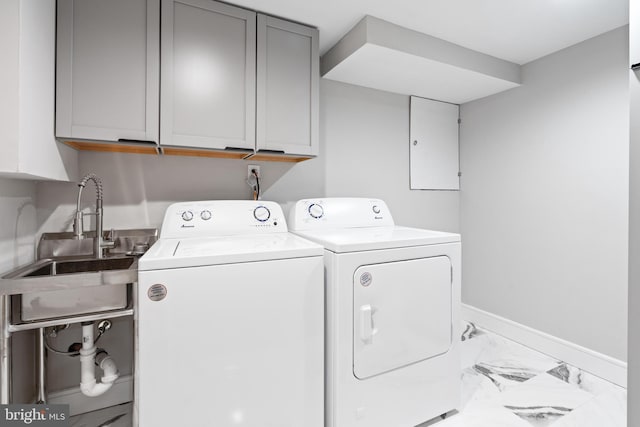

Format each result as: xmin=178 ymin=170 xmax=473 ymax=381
xmin=73 ymin=174 xmax=113 ymax=259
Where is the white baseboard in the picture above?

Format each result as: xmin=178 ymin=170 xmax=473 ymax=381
xmin=462 ymin=304 xmax=627 ymax=388
xmin=47 ymin=375 xmax=133 ymax=416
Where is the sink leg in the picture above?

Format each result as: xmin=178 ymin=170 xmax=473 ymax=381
xmin=36 ymin=328 xmax=46 ymax=404
xmin=0 ymin=295 xmax=12 ymax=404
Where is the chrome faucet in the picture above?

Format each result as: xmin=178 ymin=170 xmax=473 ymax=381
xmin=72 ymin=173 xmax=115 ymax=259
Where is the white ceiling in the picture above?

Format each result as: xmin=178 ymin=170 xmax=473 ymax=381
xmin=229 ymin=0 xmax=628 ymax=65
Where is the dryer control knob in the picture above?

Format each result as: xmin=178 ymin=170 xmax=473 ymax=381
xmin=372 ymin=205 xmax=381 ymax=214
xmin=181 ymin=210 xmax=194 ymax=221
xmin=308 ymin=203 xmax=324 ymax=219
xmin=200 ymin=210 xmax=212 ymax=221
xmin=254 ymin=206 xmax=271 ymax=222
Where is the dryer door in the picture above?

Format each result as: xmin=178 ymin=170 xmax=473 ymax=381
xmin=353 ymin=256 xmax=452 ymax=379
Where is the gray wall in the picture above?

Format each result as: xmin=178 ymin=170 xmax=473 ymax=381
xmin=628 ymin=0 xmax=639 ymax=421
xmin=322 ymin=80 xmax=460 ymax=232
xmin=460 ymin=26 xmax=629 ymax=361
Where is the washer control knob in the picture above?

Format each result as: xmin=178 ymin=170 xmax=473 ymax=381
xmin=308 ymin=203 xmax=324 ymax=219
xmin=200 ymin=210 xmax=212 ymax=221
xmin=254 ymin=206 xmax=271 ymax=222
xmin=181 ymin=210 xmax=194 ymax=221
xmin=372 ymin=205 xmax=381 ymax=214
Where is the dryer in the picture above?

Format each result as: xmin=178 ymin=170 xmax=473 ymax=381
xmin=136 ymin=201 xmax=324 ymax=427
xmin=289 ymin=198 xmax=461 ymax=427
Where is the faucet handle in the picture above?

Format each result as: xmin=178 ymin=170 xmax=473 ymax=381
xmin=102 ymin=228 xmax=117 ymax=251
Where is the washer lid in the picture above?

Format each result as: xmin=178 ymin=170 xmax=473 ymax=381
xmin=292 ymin=226 xmax=460 ymax=253
xmin=138 ymin=233 xmax=323 ymax=270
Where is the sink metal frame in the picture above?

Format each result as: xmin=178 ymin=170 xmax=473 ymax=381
xmin=0 ymin=227 xmax=157 ymax=404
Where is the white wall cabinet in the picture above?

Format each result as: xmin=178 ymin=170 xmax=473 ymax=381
xmin=256 ymin=15 xmax=319 ymax=158
xmin=0 ymin=0 xmax=77 ymax=181
xmin=161 ymin=0 xmax=256 ymax=153
xmin=56 ymin=0 xmax=159 ymax=148
xmin=409 ymin=96 xmax=459 ymax=190
xmin=632 ymin=0 xmax=640 ymax=69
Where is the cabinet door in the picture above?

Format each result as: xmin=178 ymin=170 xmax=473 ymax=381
xmin=257 ymin=15 xmax=319 ymax=156
xmin=161 ymin=0 xmax=256 ymax=151
xmin=409 ymin=96 xmax=460 ymax=190
xmin=56 ymin=0 xmax=159 ymax=144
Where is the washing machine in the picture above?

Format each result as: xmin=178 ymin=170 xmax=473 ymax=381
xmin=289 ymin=198 xmax=461 ymax=427
xmin=136 ymin=200 xmax=324 ymax=427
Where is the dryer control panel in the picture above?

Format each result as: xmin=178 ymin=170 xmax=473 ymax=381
xmin=160 ymin=200 xmax=287 ymax=239
xmin=289 ymin=198 xmax=395 ymax=231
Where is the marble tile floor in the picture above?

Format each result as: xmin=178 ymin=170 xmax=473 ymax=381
xmin=421 ymin=323 xmax=626 ymax=427
xmin=70 ymin=402 xmax=132 ymax=427
xmin=69 ymin=323 xmax=626 ymax=427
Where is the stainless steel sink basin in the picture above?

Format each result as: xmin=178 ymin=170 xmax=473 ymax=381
xmin=20 ymin=257 xmax=135 ymax=278
xmin=0 ymin=228 xmax=157 ymax=323
xmin=3 ymin=256 xmax=137 ymax=323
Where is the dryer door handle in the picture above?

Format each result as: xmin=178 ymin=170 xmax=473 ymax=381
xmin=360 ymin=305 xmax=378 ymax=343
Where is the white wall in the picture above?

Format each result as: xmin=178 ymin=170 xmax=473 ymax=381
xmin=0 ymin=178 xmax=37 ymax=274
xmin=0 ymin=177 xmax=37 ymax=404
xmin=628 ymin=0 xmax=639 ymax=420
xmin=322 ymin=79 xmax=460 ymax=232
xmin=460 ymin=26 xmax=629 ymax=361
xmin=36 ymin=150 xmax=325 ymax=235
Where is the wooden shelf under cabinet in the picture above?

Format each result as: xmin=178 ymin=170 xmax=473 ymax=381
xmin=63 ymin=140 xmax=159 ymax=155
xmin=62 ymin=140 xmax=315 ymax=163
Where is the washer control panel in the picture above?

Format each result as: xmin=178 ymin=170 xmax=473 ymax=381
xmin=160 ymin=201 xmax=286 ymax=239
xmin=288 ymin=198 xmax=395 ymax=231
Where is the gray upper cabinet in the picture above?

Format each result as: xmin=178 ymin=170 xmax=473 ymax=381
xmin=56 ymin=0 xmax=159 ymax=144
xmin=55 ymin=0 xmax=319 ymax=160
xmin=256 ymin=15 xmax=319 ymax=157
xmin=161 ymin=0 xmax=256 ymax=152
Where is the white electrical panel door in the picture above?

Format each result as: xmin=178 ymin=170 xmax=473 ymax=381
xmin=256 ymin=15 xmax=319 ymax=156
xmin=161 ymin=0 xmax=256 ymax=151
xmin=409 ymin=96 xmax=460 ymax=190
xmin=353 ymin=256 xmax=452 ymax=379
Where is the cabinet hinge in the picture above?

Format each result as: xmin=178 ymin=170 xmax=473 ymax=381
xmin=458 ymin=172 xmax=462 ymax=177
xmin=457 ymin=118 xmax=462 ymax=124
